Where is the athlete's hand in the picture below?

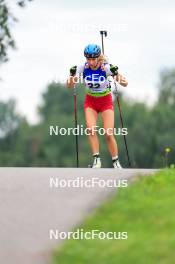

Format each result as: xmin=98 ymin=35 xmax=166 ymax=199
xmin=115 ymin=74 xmax=128 ymax=87
xmin=110 ymin=64 xmax=118 ymax=76
xmin=70 ymin=66 xmax=77 ymax=76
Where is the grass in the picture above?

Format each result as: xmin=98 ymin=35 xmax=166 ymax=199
xmin=51 ymin=169 xmax=175 ymax=264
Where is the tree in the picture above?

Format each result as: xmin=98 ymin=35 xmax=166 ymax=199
xmin=0 ymin=99 xmax=22 ymax=137
xmin=38 ymin=82 xmax=88 ymax=167
xmin=152 ymin=68 xmax=175 ymax=167
xmin=0 ymin=0 xmax=33 ymax=63
xmin=158 ymin=68 xmax=175 ymax=106
xmin=0 ymin=98 xmax=31 ymax=166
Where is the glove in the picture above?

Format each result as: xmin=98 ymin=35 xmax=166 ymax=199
xmin=70 ymin=66 xmax=77 ymax=76
xmin=110 ymin=64 xmax=118 ymax=76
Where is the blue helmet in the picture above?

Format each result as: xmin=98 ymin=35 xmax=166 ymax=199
xmin=84 ymin=44 xmax=101 ymax=58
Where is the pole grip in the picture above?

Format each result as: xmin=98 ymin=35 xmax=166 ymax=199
xmin=100 ymin=30 xmax=107 ymax=54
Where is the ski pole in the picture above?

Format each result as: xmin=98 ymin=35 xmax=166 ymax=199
xmin=113 ymin=85 xmax=131 ymax=167
xmin=100 ymin=30 xmax=107 ymax=54
xmin=73 ymin=84 xmax=79 ymax=167
xmin=100 ymin=30 xmax=131 ymax=167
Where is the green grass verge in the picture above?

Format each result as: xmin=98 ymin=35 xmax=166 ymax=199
xmin=51 ymin=169 xmax=175 ymax=264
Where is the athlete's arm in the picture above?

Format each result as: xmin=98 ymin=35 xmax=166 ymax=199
xmin=67 ymin=76 xmax=78 ymax=88
xmin=115 ymin=74 xmax=128 ymax=87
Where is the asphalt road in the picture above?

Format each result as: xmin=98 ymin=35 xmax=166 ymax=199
xmin=0 ymin=168 xmax=157 ymax=264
